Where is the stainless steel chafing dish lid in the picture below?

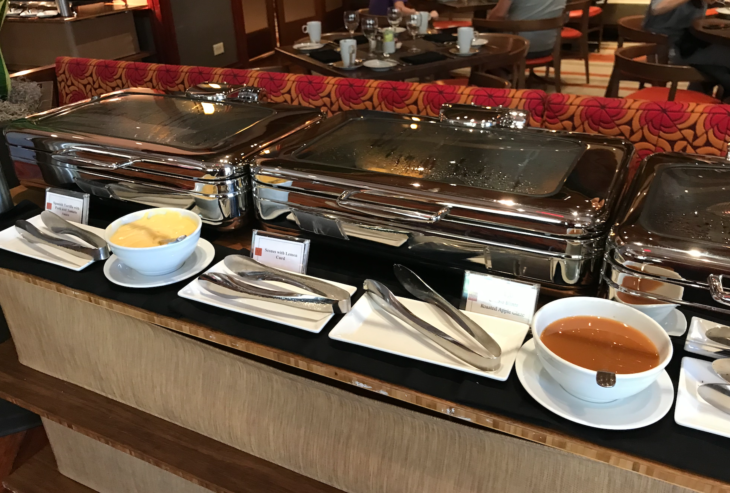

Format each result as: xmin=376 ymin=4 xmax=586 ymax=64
xmin=605 ymin=152 xmax=730 ymax=312
xmin=5 ymin=86 xmax=324 ymax=182
xmin=253 ymin=106 xmax=634 ymax=237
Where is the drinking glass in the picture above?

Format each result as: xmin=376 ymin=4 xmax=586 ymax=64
xmin=344 ymin=10 xmax=360 ymax=38
xmin=362 ymin=15 xmax=379 ymax=58
xmin=406 ymin=13 xmax=421 ymax=53
xmin=387 ymin=7 xmax=402 ymax=30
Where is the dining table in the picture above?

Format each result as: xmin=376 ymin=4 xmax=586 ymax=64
xmin=691 ymin=18 xmax=730 ymax=47
xmin=275 ymin=32 xmax=514 ymax=82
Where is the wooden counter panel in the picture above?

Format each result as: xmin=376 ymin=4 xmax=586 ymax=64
xmin=0 ymin=271 xmax=718 ymax=493
xmin=2 ymin=448 xmax=95 ymax=493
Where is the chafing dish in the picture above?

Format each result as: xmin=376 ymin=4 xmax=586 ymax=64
xmin=5 ymin=85 xmax=324 ymax=229
xmin=604 ymin=152 xmax=730 ymax=315
xmin=252 ymin=104 xmax=634 ymax=294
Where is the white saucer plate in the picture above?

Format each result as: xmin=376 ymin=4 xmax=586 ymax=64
xmin=178 ymin=259 xmax=357 ymax=333
xmin=0 ymin=214 xmax=105 ymax=271
xmin=293 ymin=42 xmax=324 ymax=52
xmin=332 ymin=59 xmax=364 ymax=70
xmin=684 ymin=317 xmax=730 ymax=359
xmin=380 ymin=26 xmax=406 ymax=34
xmin=659 ymin=308 xmax=687 ymax=337
xmin=449 ymin=47 xmax=479 ymax=56
xmin=104 ymin=238 xmax=215 ymax=288
xmin=676 ymin=357 xmax=730 ymax=438
xmin=516 ymin=339 xmax=674 ymax=430
xmin=329 ymin=294 xmax=530 ymax=381
xmin=363 ymin=59 xmax=398 ymax=71
xmin=472 ymin=38 xmax=488 ymax=46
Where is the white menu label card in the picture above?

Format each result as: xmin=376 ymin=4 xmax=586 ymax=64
xmin=45 ymin=188 xmax=89 ymax=224
xmin=461 ymin=271 xmax=540 ymax=324
xmin=250 ymin=230 xmax=310 ymax=274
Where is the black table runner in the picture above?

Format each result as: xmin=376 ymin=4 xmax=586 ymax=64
xmin=2 ymin=201 xmax=730 ymax=484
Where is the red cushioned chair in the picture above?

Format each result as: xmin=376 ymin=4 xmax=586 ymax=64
xmin=606 ymin=43 xmax=720 ymax=103
xmin=473 ymin=15 xmax=565 ymax=92
xmin=567 ymin=0 xmax=605 ymax=52
xmin=561 ymin=0 xmax=592 ymax=84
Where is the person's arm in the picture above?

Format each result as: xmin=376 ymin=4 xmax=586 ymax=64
xmin=394 ymin=1 xmax=416 ymax=14
xmin=487 ymin=0 xmax=512 ymax=20
xmin=650 ymin=0 xmax=691 ymax=14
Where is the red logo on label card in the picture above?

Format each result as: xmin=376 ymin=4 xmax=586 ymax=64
xmin=254 ymin=247 xmax=263 ymax=256
xmin=46 ymin=203 xmax=52 ymax=210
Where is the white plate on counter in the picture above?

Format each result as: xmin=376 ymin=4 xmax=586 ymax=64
xmin=363 ymin=59 xmax=398 ymax=71
xmin=293 ymin=42 xmax=325 ymax=52
xmin=329 ymin=294 xmax=529 ymax=381
xmin=516 ymin=339 xmax=674 ymax=430
xmin=0 ymin=214 xmax=105 ymax=271
xmin=684 ymin=317 xmax=730 ymax=359
xmin=676 ymin=357 xmax=730 ymax=438
xmin=179 ymin=259 xmax=357 ymax=333
xmin=104 ymin=239 xmax=215 ymax=289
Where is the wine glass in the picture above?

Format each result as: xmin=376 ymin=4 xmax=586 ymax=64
xmin=406 ymin=13 xmax=421 ymax=53
xmin=362 ymin=15 xmax=379 ymax=58
xmin=343 ymin=10 xmax=360 ymax=38
xmin=387 ymin=7 xmax=402 ymax=30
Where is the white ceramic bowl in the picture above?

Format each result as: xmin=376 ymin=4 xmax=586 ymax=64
xmin=531 ymin=297 xmax=673 ymax=403
xmin=105 ymin=208 xmax=202 ymax=276
xmin=612 ymin=262 xmax=683 ymax=323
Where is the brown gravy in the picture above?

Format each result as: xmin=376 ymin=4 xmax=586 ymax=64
xmin=616 ymin=275 xmax=668 ymax=305
xmin=540 ymin=316 xmax=660 ymax=374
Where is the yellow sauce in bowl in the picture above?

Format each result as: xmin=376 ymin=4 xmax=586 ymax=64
xmin=110 ymin=211 xmax=198 ymax=248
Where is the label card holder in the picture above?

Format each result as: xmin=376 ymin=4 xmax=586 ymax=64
xmin=45 ymin=188 xmax=90 ymax=224
xmin=461 ymin=271 xmax=540 ymax=325
xmin=250 ymin=230 xmax=311 ymax=274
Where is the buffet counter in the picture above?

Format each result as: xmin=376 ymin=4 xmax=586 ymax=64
xmin=0 ymin=190 xmax=728 ymax=493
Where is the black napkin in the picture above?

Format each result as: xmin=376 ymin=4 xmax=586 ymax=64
xmin=401 ymin=51 xmax=448 ymax=65
xmin=309 ymin=49 xmax=342 ymax=64
xmin=423 ymin=33 xmax=457 ymax=43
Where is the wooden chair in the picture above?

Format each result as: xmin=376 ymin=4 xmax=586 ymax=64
xmin=567 ymin=0 xmax=605 ymax=52
xmin=561 ymin=0 xmax=592 ymax=84
xmin=356 ymin=8 xmax=391 ymax=27
xmin=473 ymin=16 xmax=565 ymax=92
xmin=617 ymin=15 xmax=669 ymax=59
xmin=606 ymin=44 xmax=720 ymax=103
xmin=434 ymin=34 xmax=528 ymax=88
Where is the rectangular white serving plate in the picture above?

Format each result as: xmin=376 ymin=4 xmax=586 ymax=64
xmin=329 ymin=294 xmax=530 ymax=380
xmin=675 ymin=357 xmax=730 ymax=439
xmin=178 ymin=259 xmax=358 ymax=333
xmin=684 ymin=317 xmax=730 ymax=359
xmin=0 ymin=214 xmax=105 ymax=271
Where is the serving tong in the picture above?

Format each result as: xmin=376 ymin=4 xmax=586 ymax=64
xmin=364 ymin=265 xmax=502 ymax=371
xmin=15 ymin=211 xmax=110 ymax=261
xmin=198 ymin=255 xmax=351 ymax=314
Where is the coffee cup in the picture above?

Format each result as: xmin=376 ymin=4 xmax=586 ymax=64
xmin=339 ymin=38 xmax=357 ymax=67
xmin=457 ymin=26 xmax=474 ymax=54
xmin=302 ymin=21 xmax=322 ymax=43
xmin=418 ymin=11 xmax=429 ymax=34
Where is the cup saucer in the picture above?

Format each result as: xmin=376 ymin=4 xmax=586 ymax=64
xmin=332 ymin=59 xmax=364 ymax=70
xmin=104 ymin=239 xmax=215 ymax=289
xmin=448 ymin=47 xmax=479 ymax=56
xmin=515 ymin=339 xmax=674 ymax=430
xmin=658 ymin=308 xmax=688 ymax=337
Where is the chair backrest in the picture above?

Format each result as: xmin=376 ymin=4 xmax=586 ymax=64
xmin=473 ymin=15 xmax=565 ymax=34
xmin=613 ymin=44 xmax=713 ymax=100
xmin=618 ymin=15 xmax=669 ymax=45
xmin=469 ymin=72 xmax=512 ymax=89
xmin=357 ymin=8 xmax=390 ymax=27
xmin=565 ymin=0 xmax=591 ymax=35
xmin=467 ymin=34 xmax=528 ymax=86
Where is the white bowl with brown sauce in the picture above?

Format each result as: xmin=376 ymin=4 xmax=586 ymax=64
xmin=105 ymin=208 xmax=202 ymax=276
xmin=531 ymin=297 xmax=673 ymax=403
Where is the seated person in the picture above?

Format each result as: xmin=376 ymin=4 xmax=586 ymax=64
xmin=644 ymin=0 xmax=730 ymax=95
xmin=369 ymin=0 xmax=437 ymax=18
xmin=487 ymin=0 xmax=567 ymax=59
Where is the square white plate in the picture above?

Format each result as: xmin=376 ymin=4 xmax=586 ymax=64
xmin=178 ymin=260 xmax=357 ymax=333
xmin=329 ymin=294 xmax=530 ymax=381
xmin=676 ymin=357 xmax=730 ymax=439
xmin=0 ymin=214 xmax=105 ymax=271
xmin=684 ymin=317 xmax=730 ymax=359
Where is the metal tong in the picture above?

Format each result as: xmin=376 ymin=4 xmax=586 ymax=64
xmin=15 ymin=211 xmax=110 ymax=261
xmin=364 ymin=265 xmax=501 ymax=371
xmin=198 ymin=255 xmax=351 ymax=314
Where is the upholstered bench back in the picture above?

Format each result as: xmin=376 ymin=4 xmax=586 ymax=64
xmin=56 ymin=57 xmax=730 ymax=170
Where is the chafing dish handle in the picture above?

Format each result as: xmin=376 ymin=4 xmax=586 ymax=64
xmin=52 ymin=147 xmax=137 ymax=169
xmin=709 ymin=274 xmax=730 ymax=307
xmin=336 ymin=191 xmax=449 ymax=224
xmin=439 ymin=104 xmax=530 ymax=129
